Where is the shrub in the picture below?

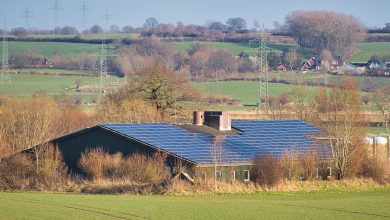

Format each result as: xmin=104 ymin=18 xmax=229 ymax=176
xmin=0 ymin=154 xmax=34 ymax=190
xmin=0 ymin=145 xmax=68 ymax=190
xmin=78 ymin=148 xmax=167 ymax=184
xmin=362 ymin=157 xmax=390 ymax=184
xmin=31 ymin=145 xmax=69 ymax=190
xmin=78 ymin=148 xmax=111 ymax=180
xmin=251 ymin=153 xmax=284 ymax=187
xmin=120 ymin=153 xmax=167 ymax=184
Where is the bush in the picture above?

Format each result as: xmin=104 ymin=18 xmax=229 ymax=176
xmin=31 ymin=145 xmax=69 ymax=190
xmin=251 ymin=153 xmax=284 ymax=187
xmin=0 ymin=154 xmax=34 ymax=190
xmin=78 ymin=148 xmax=167 ymax=184
xmin=362 ymin=157 xmax=390 ymax=184
xmin=0 ymin=145 xmax=68 ymax=190
xmin=120 ymin=153 xmax=167 ymax=184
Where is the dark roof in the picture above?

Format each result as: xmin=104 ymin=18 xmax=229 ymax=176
xmin=100 ymin=120 xmax=320 ymax=164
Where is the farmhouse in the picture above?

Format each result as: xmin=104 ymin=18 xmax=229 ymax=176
xmin=41 ymin=111 xmax=322 ymax=182
xmin=302 ymin=56 xmax=343 ymax=72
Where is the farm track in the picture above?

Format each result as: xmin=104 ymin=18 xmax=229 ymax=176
xmin=0 ymin=196 xmax=150 ymax=220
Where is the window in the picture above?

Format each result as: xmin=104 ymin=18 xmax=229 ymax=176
xmin=231 ymin=170 xmax=236 ymax=181
xmin=327 ymin=167 xmax=332 ymax=178
xmin=216 ymin=171 xmax=222 ymax=181
xmin=244 ymin=170 xmax=250 ymax=182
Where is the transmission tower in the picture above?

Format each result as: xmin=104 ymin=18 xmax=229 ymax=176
xmin=257 ymin=24 xmax=269 ymax=118
xmin=1 ymin=32 xmax=11 ymax=85
xmin=99 ymin=39 xmax=108 ymax=94
xmin=79 ymin=1 xmax=89 ymax=32
xmin=20 ymin=7 xmax=34 ymax=29
xmin=50 ymin=0 xmax=63 ymax=29
xmin=101 ymin=9 xmax=113 ymax=32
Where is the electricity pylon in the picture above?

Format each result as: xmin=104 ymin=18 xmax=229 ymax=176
xmin=1 ymin=31 xmax=11 ymax=85
xmin=79 ymin=1 xmax=89 ymax=32
xmin=247 ymin=23 xmax=269 ymax=119
xmin=20 ymin=7 xmax=34 ymax=29
xmin=50 ymin=0 xmax=63 ymax=29
xmin=257 ymin=24 xmax=269 ymax=119
xmin=101 ymin=9 xmax=113 ymax=32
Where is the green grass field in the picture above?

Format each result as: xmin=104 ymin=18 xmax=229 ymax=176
xmin=350 ymin=42 xmax=390 ymax=62
xmin=170 ymin=41 xmax=315 ymax=58
xmin=0 ymin=41 xmax=99 ymax=59
xmin=368 ymin=127 xmax=388 ymax=134
xmin=23 ymin=33 xmax=140 ymax=40
xmin=195 ymin=81 xmax=317 ymax=106
xmin=10 ymin=68 xmax=100 ymax=75
xmin=1 ymin=188 xmax=390 ymax=219
xmin=0 ymin=75 xmax=107 ymax=102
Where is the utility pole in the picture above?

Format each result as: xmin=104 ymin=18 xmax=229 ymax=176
xmin=20 ymin=7 xmax=34 ymax=29
xmin=50 ymin=0 xmax=63 ymax=30
xmin=79 ymin=1 xmax=89 ymax=33
xmin=101 ymin=9 xmax=113 ymax=33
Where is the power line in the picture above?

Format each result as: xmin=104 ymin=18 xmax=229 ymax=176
xmin=20 ymin=6 xmax=34 ymax=29
xmin=101 ymin=9 xmax=113 ymax=32
xmin=50 ymin=0 xmax=63 ymax=29
xmin=79 ymin=1 xmax=89 ymax=32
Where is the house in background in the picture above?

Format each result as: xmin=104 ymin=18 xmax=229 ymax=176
xmin=31 ymin=111 xmax=324 ymax=182
xmin=302 ymin=55 xmax=343 ymax=72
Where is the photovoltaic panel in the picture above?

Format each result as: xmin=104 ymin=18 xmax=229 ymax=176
xmin=100 ymin=120 xmax=322 ymax=164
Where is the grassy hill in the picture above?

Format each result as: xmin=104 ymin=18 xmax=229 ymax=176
xmin=3 ymin=40 xmax=388 ymax=63
xmin=0 ymin=75 xmax=121 ymax=102
xmin=170 ymin=41 xmax=315 ymax=58
xmin=350 ymin=42 xmax=390 ymax=62
xmin=195 ymin=81 xmax=316 ymax=107
xmin=0 ymin=41 xmax=99 ymax=59
xmin=1 ymin=188 xmax=390 ymax=219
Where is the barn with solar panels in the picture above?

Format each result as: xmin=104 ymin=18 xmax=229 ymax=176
xmin=46 ymin=111 xmax=323 ymax=182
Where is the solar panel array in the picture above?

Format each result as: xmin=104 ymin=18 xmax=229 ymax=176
xmin=100 ymin=120 xmax=320 ymax=164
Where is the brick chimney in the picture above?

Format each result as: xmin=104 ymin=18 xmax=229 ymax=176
xmin=203 ymin=111 xmax=231 ymax=131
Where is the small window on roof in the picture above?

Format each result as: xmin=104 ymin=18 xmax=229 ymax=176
xmin=244 ymin=170 xmax=250 ymax=182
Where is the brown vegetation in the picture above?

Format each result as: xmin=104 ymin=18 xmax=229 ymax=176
xmin=286 ymin=11 xmax=365 ymax=56
xmin=314 ymin=76 xmax=367 ymax=179
xmin=0 ymin=145 xmax=68 ymax=191
xmin=251 ymin=153 xmax=284 ymax=188
xmin=78 ymin=148 xmax=167 ymax=184
xmin=0 ymin=96 xmax=95 ymax=156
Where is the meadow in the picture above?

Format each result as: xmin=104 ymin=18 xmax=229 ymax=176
xmin=23 ymin=33 xmax=140 ymax=40
xmin=195 ymin=81 xmax=315 ymax=107
xmin=170 ymin=41 xmax=315 ymax=58
xmin=350 ymin=42 xmax=390 ymax=62
xmin=3 ymin=40 xmax=389 ymax=63
xmin=0 ymin=75 xmax=106 ymax=102
xmin=0 ymin=41 xmax=99 ymax=59
xmin=1 ymin=188 xmax=390 ymax=220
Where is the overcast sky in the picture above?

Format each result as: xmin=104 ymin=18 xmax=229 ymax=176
xmin=2 ymin=0 xmax=390 ymax=30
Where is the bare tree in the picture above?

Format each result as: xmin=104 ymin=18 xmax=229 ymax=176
xmin=314 ymin=76 xmax=366 ymax=179
xmin=282 ymin=48 xmax=298 ymax=70
xmin=372 ymin=85 xmax=390 ymax=136
xmin=210 ymin=135 xmax=225 ymax=189
xmin=290 ymin=86 xmax=315 ymax=121
xmin=286 ymin=11 xmax=365 ymax=56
